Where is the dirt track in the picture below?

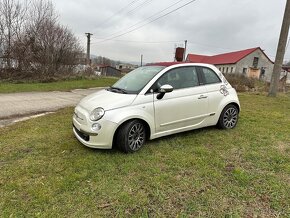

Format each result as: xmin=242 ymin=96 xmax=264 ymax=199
xmin=0 ymin=88 xmax=102 ymax=127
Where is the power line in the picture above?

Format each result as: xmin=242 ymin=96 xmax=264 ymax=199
xmin=92 ymin=0 xmax=186 ymax=40
xmin=91 ymin=39 xmax=183 ymax=44
xmin=93 ymin=0 xmax=142 ymax=29
xmin=93 ymin=0 xmax=195 ymax=44
xmin=187 ymin=41 xmax=239 ymax=52
xmin=126 ymin=0 xmax=154 ymax=16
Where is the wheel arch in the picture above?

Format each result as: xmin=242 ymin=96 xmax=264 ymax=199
xmin=112 ymin=118 xmax=152 ymax=148
xmin=216 ymin=102 xmax=240 ymax=129
xmin=219 ymin=99 xmax=240 ymax=115
xmin=214 ymin=100 xmax=240 ymax=126
xmin=227 ymin=102 xmax=240 ymax=113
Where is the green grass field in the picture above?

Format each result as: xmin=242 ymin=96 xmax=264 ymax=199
xmin=0 ymin=93 xmax=289 ymax=217
xmin=0 ymin=77 xmax=118 ymax=93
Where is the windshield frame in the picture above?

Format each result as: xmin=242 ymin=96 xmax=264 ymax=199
xmin=108 ymin=66 xmax=165 ymax=94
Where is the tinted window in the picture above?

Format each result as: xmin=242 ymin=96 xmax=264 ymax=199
xmin=201 ymin=67 xmax=221 ymax=84
xmin=157 ymin=67 xmax=199 ymax=90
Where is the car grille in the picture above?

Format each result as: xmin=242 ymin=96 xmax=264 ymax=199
xmin=73 ymin=125 xmax=90 ymax=142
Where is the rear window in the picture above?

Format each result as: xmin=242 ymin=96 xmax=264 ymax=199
xmin=200 ymin=67 xmax=221 ymax=84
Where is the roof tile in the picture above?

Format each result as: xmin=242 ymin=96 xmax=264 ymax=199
xmin=186 ymin=47 xmax=269 ymax=65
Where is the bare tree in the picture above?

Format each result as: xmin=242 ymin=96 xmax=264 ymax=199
xmin=0 ymin=0 xmax=83 ymax=80
xmin=24 ymin=0 xmax=82 ymax=77
xmin=0 ymin=0 xmax=27 ymax=68
xmin=93 ymin=56 xmax=116 ymax=67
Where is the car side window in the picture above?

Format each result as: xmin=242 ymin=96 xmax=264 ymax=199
xmin=157 ymin=67 xmax=199 ymax=90
xmin=201 ymin=67 xmax=221 ymax=84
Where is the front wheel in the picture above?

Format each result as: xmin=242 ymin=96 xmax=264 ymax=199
xmin=217 ymin=104 xmax=239 ymax=129
xmin=116 ymin=120 xmax=146 ymax=153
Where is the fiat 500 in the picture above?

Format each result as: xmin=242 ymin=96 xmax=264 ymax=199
xmin=73 ymin=63 xmax=240 ymax=153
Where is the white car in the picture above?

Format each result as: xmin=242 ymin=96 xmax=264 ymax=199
xmin=73 ymin=63 xmax=240 ymax=153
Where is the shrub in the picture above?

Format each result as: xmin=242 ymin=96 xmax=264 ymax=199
xmin=224 ymin=73 xmax=268 ymax=92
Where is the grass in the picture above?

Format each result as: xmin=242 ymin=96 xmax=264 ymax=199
xmin=0 ymin=77 xmax=118 ymax=93
xmin=0 ymin=93 xmax=289 ymax=217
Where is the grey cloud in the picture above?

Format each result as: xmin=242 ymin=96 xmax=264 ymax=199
xmin=49 ymin=0 xmax=289 ymax=63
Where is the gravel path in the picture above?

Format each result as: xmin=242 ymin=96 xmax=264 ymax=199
xmin=0 ymin=88 xmax=103 ymax=127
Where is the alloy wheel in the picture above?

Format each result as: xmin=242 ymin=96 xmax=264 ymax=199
xmin=223 ymin=107 xmax=238 ymax=128
xmin=128 ymin=122 xmax=145 ymax=151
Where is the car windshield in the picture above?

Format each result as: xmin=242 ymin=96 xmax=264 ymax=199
xmin=108 ymin=66 xmax=165 ymax=94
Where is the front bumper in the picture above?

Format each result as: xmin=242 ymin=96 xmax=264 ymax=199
xmin=72 ymin=107 xmax=118 ymax=149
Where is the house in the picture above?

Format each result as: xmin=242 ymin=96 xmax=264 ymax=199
xmin=186 ymin=47 xmax=274 ymax=81
xmin=116 ymin=63 xmax=138 ymax=74
xmin=99 ymin=65 xmax=121 ymax=77
xmin=282 ymin=65 xmax=290 ymax=84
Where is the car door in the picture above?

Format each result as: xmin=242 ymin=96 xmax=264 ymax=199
xmin=197 ymin=66 xmax=224 ymax=116
xmin=153 ymin=66 xmax=209 ymax=133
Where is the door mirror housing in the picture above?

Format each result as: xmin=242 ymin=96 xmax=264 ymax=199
xmin=157 ymin=84 xmax=173 ymax=100
xmin=158 ymin=84 xmax=173 ymax=93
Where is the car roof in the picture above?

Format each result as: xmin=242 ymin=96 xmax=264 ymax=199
xmin=146 ymin=62 xmax=216 ymax=69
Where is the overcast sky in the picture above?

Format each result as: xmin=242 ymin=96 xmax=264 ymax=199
xmin=50 ymin=0 xmax=289 ymax=64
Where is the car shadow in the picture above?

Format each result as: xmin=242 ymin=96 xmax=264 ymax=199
xmin=149 ymin=125 xmax=218 ymax=144
xmin=77 ymin=125 xmax=221 ymax=154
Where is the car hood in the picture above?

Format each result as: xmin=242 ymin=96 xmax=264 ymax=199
xmin=78 ymin=89 xmax=137 ymax=112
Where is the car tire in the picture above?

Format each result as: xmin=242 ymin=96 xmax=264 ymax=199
xmin=116 ymin=120 xmax=146 ymax=153
xmin=217 ymin=104 xmax=239 ymax=129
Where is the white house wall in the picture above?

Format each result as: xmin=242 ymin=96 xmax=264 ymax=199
xmin=216 ymin=64 xmax=236 ymax=74
xmin=235 ymin=49 xmax=274 ymax=81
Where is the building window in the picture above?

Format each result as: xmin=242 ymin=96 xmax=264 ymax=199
xmin=226 ymin=67 xmax=228 ymax=73
xmin=253 ymin=57 xmax=259 ymax=68
xmin=243 ymin=68 xmax=247 ymax=74
xmin=222 ymin=67 xmax=224 ymax=73
xmin=231 ymin=67 xmax=234 ymax=73
xmin=260 ymin=67 xmax=265 ymax=79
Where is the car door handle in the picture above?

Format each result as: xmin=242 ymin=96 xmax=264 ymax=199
xmin=198 ymin=95 xmax=208 ymax=99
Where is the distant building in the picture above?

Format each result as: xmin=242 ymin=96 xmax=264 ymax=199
xmin=116 ymin=63 xmax=138 ymax=73
xmin=186 ymin=47 xmax=274 ymax=81
xmin=99 ymin=65 xmax=121 ymax=77
xmin=282 ymin=66 xmax=290 ymax=84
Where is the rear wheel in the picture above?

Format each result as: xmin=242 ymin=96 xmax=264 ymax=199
xmin=217 ymin=104 xmax=239 ymax=129
xmin=116 ymin=120 xmax=146 ymax=153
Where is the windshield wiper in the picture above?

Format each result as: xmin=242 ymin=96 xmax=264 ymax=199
xmin=107 ymin=86 xmax=127 ymax=94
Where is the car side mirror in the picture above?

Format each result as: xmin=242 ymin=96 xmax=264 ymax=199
xmin=158 ymin=84 xmax=173 ymax=93
xmin=157 ymin=84 xmax=173 ymax=100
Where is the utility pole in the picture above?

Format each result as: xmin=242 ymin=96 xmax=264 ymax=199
xmin=140 ymin=54 xmax=143 ymax=66
xmin=268 ymin=0 xmax=290 ymax=97
xmin=85 ymin=33 xmax=93 ymax=66
xmin=183 ymin=40 xmax=187 ymax=62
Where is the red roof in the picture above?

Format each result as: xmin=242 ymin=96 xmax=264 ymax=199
xmin=186 ymin=54 xmax=210 ymax=63
xmin=186 ymin=47 xmax=273 ymax=65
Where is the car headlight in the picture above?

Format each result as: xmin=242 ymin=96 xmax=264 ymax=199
xmin=90 ymin=107 xmax=105 ymax=121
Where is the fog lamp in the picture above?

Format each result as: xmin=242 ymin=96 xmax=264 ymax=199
xmin=92 ymin=123 xmax=101 ymax=131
